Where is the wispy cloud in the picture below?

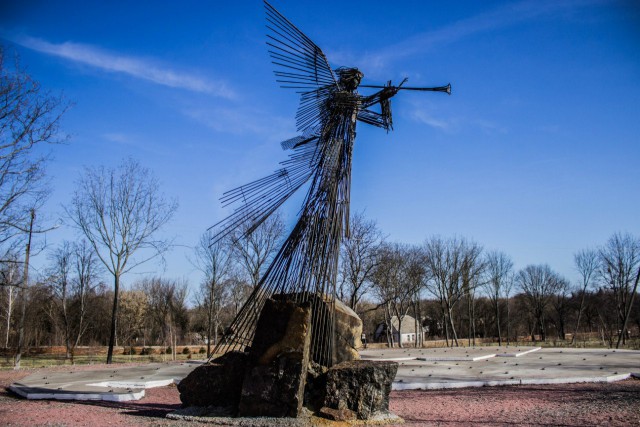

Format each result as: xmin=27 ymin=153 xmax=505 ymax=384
xmin=410 ymin=110 xmax=509 ymax=134
xmin=410 ymin=109 xmax=452 ymax=131
xmin=408 ymin=98 xmax=507 ymax=134
xmin=102 ymin=132 xmax=135 ymax=144
xmin=472 ymin=119 xmax=508 ymax=135
xmin=342 ymin=0 xmax=606 ymax=73
xmin=184 ymin=106 xmax=291 ymax=141
xmin=98 ymin=131 xmax=173 ymax=157
xmin=9 ymin=34 xmax=235 ymax=98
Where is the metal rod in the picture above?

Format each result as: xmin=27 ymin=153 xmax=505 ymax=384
xmin=360 ymin=83 xmax=451 ymax=94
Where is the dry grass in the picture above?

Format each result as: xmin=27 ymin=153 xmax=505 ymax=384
xmin=0 ymin=346 xmax=208 ymax=370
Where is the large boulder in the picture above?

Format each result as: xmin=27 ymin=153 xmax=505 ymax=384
xmin=273 ymin=292 xmax=362 ymax=365
xmin=177 ymin=351 xmax=248 ymax=409
xmin=237 ymin=298 xmax=312 ymax=418
xmin=323 ymin=360 xmax=398 ymax=420
xmin=333 ymin=298 xmax=363 ymax=362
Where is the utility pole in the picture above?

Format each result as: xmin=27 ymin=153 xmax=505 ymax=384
xmin=14 ymin=209 xmax=35 ymax=369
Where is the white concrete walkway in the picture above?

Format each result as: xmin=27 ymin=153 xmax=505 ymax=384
xmin=360 ymin=346 xmax=640 ymax=390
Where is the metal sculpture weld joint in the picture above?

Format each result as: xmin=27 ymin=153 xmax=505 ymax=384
xmin=210 ymin=1 xmax=450 ymax=367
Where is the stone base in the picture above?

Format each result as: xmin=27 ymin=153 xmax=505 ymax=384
xmin=238 ymin=355 xmax=308 ymax=417
xmin=178 ymin=298 xmax=395 ymax=422
xmin=323 ymin=360 xmax=398 ymax=420
xmin=238 ymin=298 xmax=312 ymax=418
xmin=167 ymin=406 xmax=404 ymax=425
xmin=177 ymin=351 xmax=248 ymax=409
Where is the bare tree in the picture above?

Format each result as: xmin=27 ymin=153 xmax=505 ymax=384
xmin=47 ymin=240 xmax=101 ymax=362
xmin=423 ymin=236 xmax=481 ymax=347
xmin=70 ymin=240 xmax=102 ymax=352
xmin=0 ymin=48 xmax=67 ymax=244
xmin=598 ymin=232 xmax=640 ymax=348
xmin=226 ymin=273 xmax=252 ymax=318
xmin=14 ymin=208 xmax=35 ymax=368
xmin=504 ymin=273 xmax=515 ymax=345
xmin=516 ymin=264 xmax=562 ymax=342
xmin=66 ymin=158 xmax=178 ymax=363
xmin=551 ymin=276 xmax=571 ymax=340
xmin=47 ymin=242 xmax=72 ymax=357
xmin=483 ymin=251 xmax=513 ymax=345
xmin=3 ymin=208 xmax=57 ymax=369
xmin=370 ymin=243 xmax=403 ymax=347
xmin=423 ymin=237 xmax=457 ymax=346
xmin=0 ymin=252 xmax=21 ymax=347
xmin=0 ymin=48 xmax=66 ymax=367
xmin=460 ymin=242 xmax=484 ymax=346
xmin=371 ymin=243 xmax=425 ymax=348
xmin=231 ymin=213 xmax=285 ymax=289
xmin=404 ymin=246 xmax=428 ymax=347
xmin=193 ymin=231 xmax=232 ymax=356
xmin=338 ymin=212 xmax=384 ymax=311
xmin=139 ymin=277 xmax=188 ymax=360
xmin=572 ymin=248 xmax=598 ymax=345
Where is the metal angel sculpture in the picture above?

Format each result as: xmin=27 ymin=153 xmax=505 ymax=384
xmin=210 ymin=1 xmax=450 ymax=366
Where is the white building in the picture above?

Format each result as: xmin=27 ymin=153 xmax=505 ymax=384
xmin=374 ymin=315 xmax=425 ymax=345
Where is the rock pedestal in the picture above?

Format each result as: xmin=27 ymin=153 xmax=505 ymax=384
xmin=177 ymin=296 xmax=397 ymax=422
xmin=237 ymin=298 xmax=312 ymax=418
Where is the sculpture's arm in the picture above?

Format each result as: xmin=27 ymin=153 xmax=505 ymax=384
xmin=358 ymin=84 xmax=400 ymax=131
xmin=357 ymin=107 xmax=393 ymax=130
xmin=360 ymin=85 xmax=400 ymax=108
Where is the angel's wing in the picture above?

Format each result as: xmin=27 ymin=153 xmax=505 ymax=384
xmin=209 ymin=138 xmax=321 ymax=245
xmin=209 ymin=3 xmax=336 ymax=244
xmin=280 ymin=124 xmax=321 ymax=150
xmin=265 ymin=1 xmax=339 ymax=135
xmin=265 ymin=1 xmax=338 ymax=91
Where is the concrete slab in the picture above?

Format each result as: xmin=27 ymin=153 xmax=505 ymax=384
xmin=9 ymin=361 xmax=202 ymax=402
xmin=8 ymin=347 xmax=640 ymax=401
xmin=361 ymin=347 xmax=640 ymax=390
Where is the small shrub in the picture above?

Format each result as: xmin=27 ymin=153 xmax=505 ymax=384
xmin=166 ymin=347 xmax=172 ymax=355
xmin=140 ymin=347 xmax=155 ymax=355
xmin=198 ymin=347 xmax=206 ymax=354
xmin=182 ymin=347 xmax=191 ymax=355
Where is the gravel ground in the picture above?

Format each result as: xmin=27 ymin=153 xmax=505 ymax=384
xmin=389 ymin=379 xmax=640 ymax=426
xmin=1 ymin=366 xmax=639 ymax=426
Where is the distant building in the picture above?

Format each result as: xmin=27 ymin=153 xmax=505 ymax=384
xmin=374 ymin=315 xmax=426 ymax=345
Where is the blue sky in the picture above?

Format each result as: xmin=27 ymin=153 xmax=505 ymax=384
xmin=1 ymin=0 xmax=638 ymax=292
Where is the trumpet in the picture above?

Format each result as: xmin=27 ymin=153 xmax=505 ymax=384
xmin=360 ymin=83 xmax=451 ymax=95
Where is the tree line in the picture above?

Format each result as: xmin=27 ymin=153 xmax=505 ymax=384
xmin=2 ymin=207 xmax=638 ymax=363
xmin=343 ymin=224 xmax=639 ymax=350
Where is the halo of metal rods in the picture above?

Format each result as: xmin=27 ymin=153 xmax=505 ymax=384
xmin=209 ymin=1 xmax=450 ymax=367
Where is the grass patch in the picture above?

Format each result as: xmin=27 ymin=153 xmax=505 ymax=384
xmin=0 ymin=352 xmax=206 ymax=370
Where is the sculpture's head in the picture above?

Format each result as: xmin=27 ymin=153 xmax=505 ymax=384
xmin=336 ymin=67 xmax=364 ymax=91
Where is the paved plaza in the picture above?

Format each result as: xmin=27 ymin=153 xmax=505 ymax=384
xmin=7 ymin=346 xmax=640 ymax=401
xmin=360 ymin=346 xmax=640 ymax=390
xmin=9 ymin=361 xmax=200 ymax=401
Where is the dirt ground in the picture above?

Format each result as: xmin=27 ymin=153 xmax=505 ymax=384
xmin=1 ymin=366 xmax=639 ymax=426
